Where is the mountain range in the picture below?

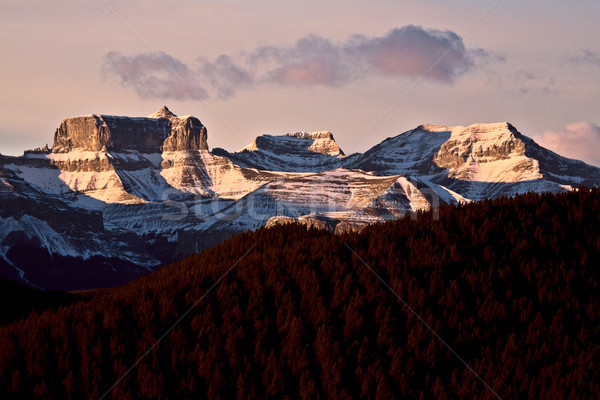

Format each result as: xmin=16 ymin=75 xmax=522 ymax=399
xmin=1 ymin=106 xmax=599 ymax=289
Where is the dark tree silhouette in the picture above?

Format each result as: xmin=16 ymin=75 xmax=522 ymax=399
xmin=1 ymin=187 xmax=599 ymax=398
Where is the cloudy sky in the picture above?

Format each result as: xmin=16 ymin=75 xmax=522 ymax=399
xmin=1 ymin=0 xmax=599 ymax=165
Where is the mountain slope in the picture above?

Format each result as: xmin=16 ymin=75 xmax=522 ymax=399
xmin=351 ymin=122 xmax=600 ymax=200
xmin=0 ymin=165 xmax=160 ymax=288
xmin=202 ymin=168 xmax=442 ymax=237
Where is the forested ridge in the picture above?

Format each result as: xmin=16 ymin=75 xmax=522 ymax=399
xmin=0 ymin=278 xmax=83 ymax=326
xmin=1 ymin=188 xmax=599 ymax=399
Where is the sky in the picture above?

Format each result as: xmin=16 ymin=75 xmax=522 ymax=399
xmin=1 ymin=0 xmax=599 ymax=165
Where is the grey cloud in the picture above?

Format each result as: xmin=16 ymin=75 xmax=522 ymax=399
xmin=468 ymin=48 xmax=506 ymax=65
xmin=102 ymin=51 xmax=208 ymax=100
xmin=513 ymin=70 xmax=557 ymax=95
xmin=102 ymin=25 xmax=491 ymax=98
xmin=570 ymin=49 xmax=600 ymax=67
xmin=255 ymin=26 xmax=480 ymax=86
xmin=197 ymin=54 xmax=254 ymax=99
xmin=253 ymin=35 xmax=356 ymax=86
xmin=344 ymin=26 xmax=472 ymax=83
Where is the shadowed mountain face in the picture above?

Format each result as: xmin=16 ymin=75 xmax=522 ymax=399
xmin=1 ymin=107 xmax=599 ymax=289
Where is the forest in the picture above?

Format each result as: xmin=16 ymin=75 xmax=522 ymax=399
xmin=0 ymin=187 xmax=599 ymax=399
xmin=0 ymin=278 xmax=83 ymax=326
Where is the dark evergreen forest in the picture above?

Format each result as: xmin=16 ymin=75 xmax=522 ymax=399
xmin=1 ymin=188 xmax=599 ymax=399
xmin=0 ymin=278 xmax=83 ymax=326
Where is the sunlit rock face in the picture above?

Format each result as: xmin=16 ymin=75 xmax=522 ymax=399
xmin=432 ymin=123 xmax=542 ymax=182
xmin=52 ymin=106 xmax=207 ymax=154
xmin=7 ymin=107 xmax=210 ymax=205
xmin=351 ymin=122 xmax=600 ymax=200
xmin=213 ymin=130 xmax=349 ymax=172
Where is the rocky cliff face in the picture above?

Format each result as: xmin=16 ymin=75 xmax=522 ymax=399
xmin=432 ymin=123 xmax=543 ymax=182
xmin=213 ymin=131 xmax=349 ymax=172
xmin=52 ymin=106 xmax=207 ymax=153
xmin=244 ymin=131 xmax=344 ymax=156
xmin=163 ymin=115 xmax=208 ymax=152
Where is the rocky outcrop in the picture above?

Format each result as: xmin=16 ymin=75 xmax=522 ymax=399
xmin=147 ymin=105 xmax=177 ymax=119
xmin=52 ymin=106 xmax=207 ymax=153
xmin=162 ymin=115 xmax=208 ymax=152
xmin=297 ymin=215 xmax=340 ymax=232
xmin=214 ymin=131 xmax=349 ymax=172
xmin=334 ymin=221 xmax=366 ymax=234
xmin=243 ymin=131 xmax=344 ymax=156
xmin=432 ymin=122 xmax=542 ymax=182
xmin=265 ymin=216 xmax=296 ymax=228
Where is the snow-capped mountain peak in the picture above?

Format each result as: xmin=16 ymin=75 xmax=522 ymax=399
xmin=215 ymin=130 xmax=348 ymax=172
xmin=2 ymin=110 xmax=600 ymax=290
xmin=240 ymin=130 xmax=344 ymax=156
xmin=147 ymin=105 xmax=177 ymax=119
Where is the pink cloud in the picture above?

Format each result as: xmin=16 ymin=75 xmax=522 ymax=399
xmin=346 ymin=26 xmax=472 ymax=83
xmin=102 ymin=25 xmax=492 ymax=98
xmin=102 ymin=51 xmax=208 ymax=100
xmin=537 ymin=121 xmax=600 ymax=166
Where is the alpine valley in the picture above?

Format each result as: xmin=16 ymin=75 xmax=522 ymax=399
xmin=1 ymin=106 xmax=599 ymax=290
